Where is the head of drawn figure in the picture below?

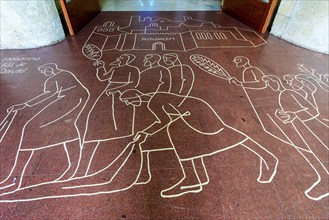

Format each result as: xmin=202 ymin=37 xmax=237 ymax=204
xmin=233 ymin=56 xmax=250 ymax=68
xmin=163 ymin=53 xmax=179 ymax=66
xmin=120 ymin=89 xmax=148 ymax=107
xmin=120 ymin=54 xmax=135 ymax=65
xmin=262 ymin=75 xmax=284 ymax=92
xmin=38 ymin=63 xmax=59 ymax=76
xmin=284 ymin=74 xmax=302 ymax=90
xmin=321 ymin=74 xmax=329 ymax=83
xmin=320 ymin=74 xmax=328 ymax=83
xmin=283 ymin=74 xmax=294 ymax=86
xmin=111 ymin=54 xmax=135 ymax=66
xmin=143 ymin=54 xmax=161 ymax=67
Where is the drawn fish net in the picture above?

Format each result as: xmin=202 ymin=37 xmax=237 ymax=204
xmin=190 ymin=54 xmax=231 ymax=80
xmin=82 ymin=44 xmax=103 ymax=63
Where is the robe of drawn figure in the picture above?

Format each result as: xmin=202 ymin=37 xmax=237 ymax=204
xmin=120 ymin=90 xmax=278 ymax=198
xmin=285 ymin=73 xmax=329 ymax=127
xmin=263 ymin=75 xmax=329 ymax=200
xmin=231 ymin=56 xmax=293 ymax=142
xmin=20 ymin=70 xmax=89 ymax=149
xmin=84 ymin=54 xmax=140 ymax=142
xmin=0 ymin=63 xmax=89 ymax=194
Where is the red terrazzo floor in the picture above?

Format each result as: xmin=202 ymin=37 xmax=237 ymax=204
xmin=0 ymin=11 xmax=328 ymax=219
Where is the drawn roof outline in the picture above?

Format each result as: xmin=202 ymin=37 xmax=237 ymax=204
xmin=118 ymin=16 xmax=221 ymax=33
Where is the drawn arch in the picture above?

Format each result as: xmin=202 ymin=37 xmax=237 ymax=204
xmin=143 ymin=17 xmax=152 ymax=22
xmin=149 ymin=23 xmax=159 ymax=28
xmin=152 ymin=42 xmax=166 ymax=51
xmin=103 ymin=21 xmax=115 ymax=27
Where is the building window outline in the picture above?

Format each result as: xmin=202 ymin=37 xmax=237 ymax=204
xmin=214 ymin=32 xmax=227 ymax=40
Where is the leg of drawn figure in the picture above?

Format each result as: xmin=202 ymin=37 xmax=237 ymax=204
xmin=0 ymin=143 xmax=144 ymax=199
xmin=190 ymin=157 xmax=210 ymax=186
xmin=304 ymin=140 xmax=329 ymax=174
xmin=55 ymin=141 xmax=81 ymax=181
xmin=93 ymin=141 xmax=143 ymax=187
xmin=0 ymin=150 xmax=34 ymax=194
xmin=0 ymin=151 xmax=18 ymax=186
xmin=241 ymin=138 xmax=279 ymax=183
xmin=72 ymin=141 xmax=101 ymax=177
xmin=0 ymin=112 xmax=23 ymax=185
xmin=135 ymin=151 xmax=152 ymax=185
xmin=294 ymin=148 xmax=329 ymax=200
xmin=61 ymin=141 xmax=143 ymax=191
xmin=161 ymin=157 xmax=205 ymax=198
xmin=301 ymin=123 xmax=329 ymax=172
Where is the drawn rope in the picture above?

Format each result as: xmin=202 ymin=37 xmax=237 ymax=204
xmin=190 ymin=54 xmax=231 ymax=80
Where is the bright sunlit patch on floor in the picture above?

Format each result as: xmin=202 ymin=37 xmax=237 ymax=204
xmin=100 ymin=0 xmax=221 ymax=11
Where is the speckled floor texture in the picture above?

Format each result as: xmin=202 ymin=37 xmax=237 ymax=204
xmin=0 ymin=11 xmax=328 ymax=219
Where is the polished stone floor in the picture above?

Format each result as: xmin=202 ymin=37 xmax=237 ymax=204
xmin=100 ymin=0 xmax=221 ymax=11
xmin=0 ymin=11 xmax=328 ymax=219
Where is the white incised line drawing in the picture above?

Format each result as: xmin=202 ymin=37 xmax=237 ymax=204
xmin=83 ymin=15 xmax=267 ymax=53
xmin=0 ymin=53 xmax=280 ymax=202
xmin=262 ymin=75 xmax=328 ymax=201
xmin=225 ymin=56 xmax=329 ymax=201
xmin=118 ymin=90 xmax=279 ymax=198
xmin=0 ymin=63 xmax=90 ymax=195
xmin=0 ymin=53 xmax=327 ymax=202
xmin=0 ymin=53 xmax=188 ymax=201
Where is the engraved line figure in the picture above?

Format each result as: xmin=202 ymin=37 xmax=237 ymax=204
xmin=297 ymin=63 xmax=329 ymax=90
xmin=137 ymin=54 xmax=172 ymax=94
xmin=163 ymin=53 xmax=195 ymax=97
xmin=230 ymin=55 xmax=296 ymax=145
xmin=0 ymin=53 xmax=194 ymax=202
xmin=230 ymin=57 xmax=329 ymax=201
xmin=0 ymin=54 xmax=279 ymax=202
xmin=0 ymin=63 xmax=90 ymax=195
xmin=0 ymin=57 xmax=145 ymax=200
xmin=54 ymin=53 xmax=193 ymax=191
xmin=191 ymin=54 xmax=292 ymax=144
xmin=262 ymin=75 xmax=329 ymax=201
xmin=0 ymin=54 xmax=326 ymax=202
xmin=80 ymin=53 xmax=191 ymax=181
xmin=119 ymin=89 xmax=278 ymax=198
xmin=192 ymin=55 xmax=329 ymax=201
xmin=80 ymin=54 xmax=140 ymax=177
xmin=284 ymin=72 xmax=329 ymax=127
xmin=135 ymin=53 xmax=196 ymax=185
xmin=65 ymin=53 xmax=173 ymax=182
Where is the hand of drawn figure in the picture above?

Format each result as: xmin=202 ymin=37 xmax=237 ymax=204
xmin=275 ymin=109 xmax=296 ymax=124
xmin=133 ymin=131 xmax=148 ymax=142
xmin=7 ymin=103 xmax=27 ymax=113
xmin=106 ymin=87 xmax=128 ymax=96
xmin=106 ymin=89 xmax=118 ymax=96
xmin=229 ymin=77 xmax=242 ymax=86
xmin=93 ymin=60 xmax=105 ymax=68
xmin=182 ymin=111 xmax=191 ymax=117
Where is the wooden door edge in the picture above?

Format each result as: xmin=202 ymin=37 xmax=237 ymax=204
xmin=260 ymin=0 xmax=278 ymax=33
xmin=59 ymin=0 xmax=75 ymax=36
